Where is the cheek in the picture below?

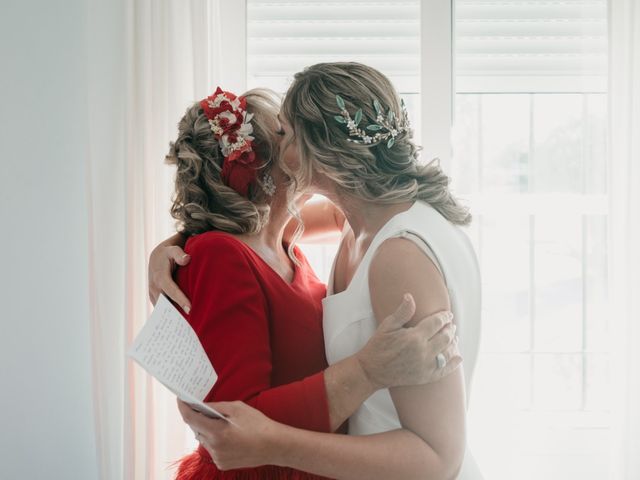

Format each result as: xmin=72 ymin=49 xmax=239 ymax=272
xmin=282 ymin=142 xmax=300 ymax=171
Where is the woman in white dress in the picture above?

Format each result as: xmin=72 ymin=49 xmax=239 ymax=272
xmin=156 ymin=62 xmax=483 ymax=479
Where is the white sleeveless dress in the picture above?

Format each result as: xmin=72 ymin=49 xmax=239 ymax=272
xmin=322 ymin=200 xmax=484 ymax=479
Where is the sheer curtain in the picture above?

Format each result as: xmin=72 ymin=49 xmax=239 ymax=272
xmin=608 ymin=0 xmax=640 ymax=478
xmin=86 ymin=1 xmax=245 ymax=479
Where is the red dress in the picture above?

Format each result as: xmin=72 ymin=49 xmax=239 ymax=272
xmin=173 ymin=231 xmax=333 ymax=480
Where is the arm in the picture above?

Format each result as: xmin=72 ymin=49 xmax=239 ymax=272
xmin=181 ymin=235 xmax=456 ymax=433
xmin=181 ymin=234 xmax=331 ymax=432
xmin=368 ymin=238 xmax=467 ymax=479
xmin=283 ymin=197 xmax=345 ymax=244
xmin=271 ymin=238 xmax=464 ymax=479
xmin=182 ymin=238 xmax=464 ymax=479
xmin=148 ymin=198 xmax=344 ymax=307
xmin=324 ymin=295 xmax=457 ymax=431
xmin=181 ymin=399 xmax=443 ymax=480
xmin=148 ymin=232 xmax=190 ymax=309
xmin=276 ymin=426 xmax=444 ymax=480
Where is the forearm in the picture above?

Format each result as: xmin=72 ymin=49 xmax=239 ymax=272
xmin=323 ymin=355 xmax=377 ymax=431
xmin=242 ymin=372 xmax=331 ymax=433
xmin=272 ymin=426 xmax=449 ymax=480
xmin=241 ymin=355 xmax=375 ymax=433
xmin=284 ymin=198 xmax=344 ymax=244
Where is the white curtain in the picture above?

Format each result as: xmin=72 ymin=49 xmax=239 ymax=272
xmin=608 ymin=0 xmax=640 ymax=479
xmin=86 ymin=1 xmax=244 ymax=478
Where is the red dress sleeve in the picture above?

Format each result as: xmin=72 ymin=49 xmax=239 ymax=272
xmin=178 ymin=233 xmax=331 ymax=433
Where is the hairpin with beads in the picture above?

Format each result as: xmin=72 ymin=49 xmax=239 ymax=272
xmin=333 ymin=94 xmax=411 ymax=148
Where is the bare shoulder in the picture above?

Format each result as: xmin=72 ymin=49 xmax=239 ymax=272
xmin=369 ymin=236 xmax=444 ymax=290
xmin=368 ymin=237 xmax=450 ymax=326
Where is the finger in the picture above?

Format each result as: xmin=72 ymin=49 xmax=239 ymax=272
xmin=202 ymin=401 xmax=243 ymax=428
xmin=429 ymin=322 xmax=456 ymax=353
xmin=161 ymin=278 xmax=192 ymax=314
xmin=177 ymin=399 xmax=215 ymax=424
xmin=415 ymin=310 xmax=453 ymax=339
xmin=168 ymin=245 xmax=191 ymax=266
xmin=178 ymin=400 xmax=226 ymax=433
xmin=196 ymin=430 xmax=215 ymax=445
xmin=177 ymin=398 xmax=196 ymax=422
xmin=439 ymin=355 xmax=463 ymax=378
xmin=380 ymin=294 xmax=416 ymax=333
xmin=439 ymin=335 xmax=461 ymax=366
xmin=205 ymin=401 xmax=244 ymax=420
xmin=149 ymin=287 xmax=159 ymax=306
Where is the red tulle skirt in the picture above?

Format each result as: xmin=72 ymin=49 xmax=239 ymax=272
xmin=174 ymin=445 xmax=333 ymax=480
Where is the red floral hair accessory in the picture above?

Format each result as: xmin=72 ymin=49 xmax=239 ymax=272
xmin=200 ymin=87 xmax=260 ymax=197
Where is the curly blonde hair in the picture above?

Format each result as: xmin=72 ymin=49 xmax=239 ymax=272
xmin=280 ymin=62 xmax=471 ymax=227
xmin=166 ymin=88 xmax=281 ymax=236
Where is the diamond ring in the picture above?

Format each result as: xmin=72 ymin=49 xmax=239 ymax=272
xmin=436 ymin=353 xmax=447 ymax=369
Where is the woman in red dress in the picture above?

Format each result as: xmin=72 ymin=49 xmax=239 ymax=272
xmin=159 ymin=87 xmax=461 ymax=479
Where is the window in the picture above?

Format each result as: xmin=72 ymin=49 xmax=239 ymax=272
xmin=246 ymin=1 xmax=610 ymax=479
xmin=453 ymin=1 xmax=609 ymax=479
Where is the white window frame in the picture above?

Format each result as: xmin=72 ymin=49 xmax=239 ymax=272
xmin=421 ymin=0 xmax=455 ymax=167
xmin=215 ymin=0 xmax=248 ymax=93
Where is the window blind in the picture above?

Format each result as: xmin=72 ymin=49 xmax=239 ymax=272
xmin=455 ymin=0 xmax=608 ymax=93
xmin=247 ymin=0 xmax=421 ymax=92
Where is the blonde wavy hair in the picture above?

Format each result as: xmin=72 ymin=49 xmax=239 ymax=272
xmin=280 ymin=62 xmax=471 ymax=231
xmin=166 ymin=88 xmax=281 ymax=236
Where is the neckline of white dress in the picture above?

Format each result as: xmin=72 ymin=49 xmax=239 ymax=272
xmin=327 ymin=200 xmax=420 ymax=298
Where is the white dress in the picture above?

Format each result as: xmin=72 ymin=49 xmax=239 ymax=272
xmin=322 ymin=200 xmax=484 ymax=479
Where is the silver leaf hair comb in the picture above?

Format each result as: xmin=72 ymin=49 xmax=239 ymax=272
xmin=333 ymin=94 xmax=411 ymax=148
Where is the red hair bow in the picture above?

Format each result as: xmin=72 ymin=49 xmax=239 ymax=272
xmin=200 ymin=87 xmax=260 ymax=197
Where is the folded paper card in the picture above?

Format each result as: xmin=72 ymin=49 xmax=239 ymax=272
xmin=128 ymin=294 xmax=234 ymax=424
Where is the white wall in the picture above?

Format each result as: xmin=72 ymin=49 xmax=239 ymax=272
xmin=0 ymin=1 xmax=98 ymax=478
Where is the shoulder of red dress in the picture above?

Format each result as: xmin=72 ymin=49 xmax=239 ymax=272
xmin=184 ymin=231 xmax=253 ymax=264
xmin=186 ymin=230 xmax=242 ymax=249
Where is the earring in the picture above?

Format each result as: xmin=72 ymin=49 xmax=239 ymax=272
xmin=261 ymin=172 xmax=276 ymax=197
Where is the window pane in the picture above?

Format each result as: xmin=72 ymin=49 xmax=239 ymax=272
xmin=532 ymin=94 xmax=583 ymax=193
xmin=467 ymin=352 xmax=531 ymax=478
xmin=584 ymin=353 xmax=610 ymax=411
xmin=534 ymin=353 xmax=583 ymax=410
xmin=452 ymin=94 xmax=481 ymax=193
xmin=481 ymin=94 xmax=530 ymax=193
xmin=470 ymin=353 xmax=531 ymax=413
xmin=534 ymin=215 xmax=583 ymax=352
xmin=585 ymin=214 xmax=608 ymax=352
xmin=585 ymin=94 xmax=608 ymax=194
xmin=480 ymin=215 xmax=531 ymax=352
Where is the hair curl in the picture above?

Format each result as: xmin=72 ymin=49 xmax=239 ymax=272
xmin=280 ymin=62 xmax=471 ymax=226
xmin=166 ymin=88 xmax=281 ymax=236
